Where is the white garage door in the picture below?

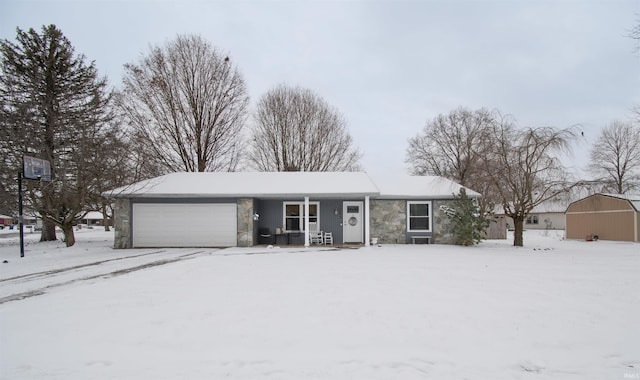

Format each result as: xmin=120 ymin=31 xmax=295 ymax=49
xmin=133 ymin=203 xmax=237 ymax=247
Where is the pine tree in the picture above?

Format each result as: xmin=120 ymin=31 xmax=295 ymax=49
xmin=441 ymin=188 xmax=491 ymax=246
xmin=0 ymin=25 xmax=112 ymax=246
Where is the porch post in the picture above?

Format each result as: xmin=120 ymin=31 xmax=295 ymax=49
xmin=364 ymin=195 xmax=370 ymax=247
xmin=304 ymin=196 xmax=310 ymax=247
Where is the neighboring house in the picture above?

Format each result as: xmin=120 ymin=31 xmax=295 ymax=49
xmin=106 ymin=172 xmax=480 ymax=248
xmin=0 ymin=214 xmax=14 ymax=227
xmin=504 ymin=200 xmax=567 ymax=231
xmin=80 ymin=211 xmax=108 ymax=226
xmin=0 ymin=211 xmax=42 ymax=228
xmin=21 ymin=211 xmax=39 ymax=227
xmin=566 ymin=193 xmax=640 ymax=242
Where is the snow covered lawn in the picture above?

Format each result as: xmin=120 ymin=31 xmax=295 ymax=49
xmin=1 ymin=230 xmax=638 ymax=379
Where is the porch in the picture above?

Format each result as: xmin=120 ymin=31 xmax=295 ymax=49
xmin=249 ymin=197 xmax=371 ymax=247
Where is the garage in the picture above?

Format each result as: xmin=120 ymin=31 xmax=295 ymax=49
xmin=132 ymin=203 xmax=237 ymax=247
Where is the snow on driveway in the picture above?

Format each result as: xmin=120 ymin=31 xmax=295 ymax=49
xmin=0 ymin=229 xmax=638 ymax=379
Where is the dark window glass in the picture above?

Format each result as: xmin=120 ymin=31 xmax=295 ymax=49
xmin=409 ymin=203 xmax=429 ymax=217
xmin=410 ymin=217 xmax=429 ymax=230
xmin=408 ymin=202 xmax=430 ymax=231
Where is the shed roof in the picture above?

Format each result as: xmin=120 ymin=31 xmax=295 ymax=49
xmin=599 ymin=193 xmax=640 ymax=211
xmin=566 ymin=193 xmax=640 ymax=213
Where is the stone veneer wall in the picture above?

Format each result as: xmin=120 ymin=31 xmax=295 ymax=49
xmin=432 ymin=199 xmax=455 ymax=244
xmin=370 ymin=199 xmax=457 ymax=245
xmin=237 ymin=198 xmax=254 ymax=247
xmin=370 ymin=199 xmax=406 ymax=244
xmin=113 ymin=198 xmax=131 ymax=249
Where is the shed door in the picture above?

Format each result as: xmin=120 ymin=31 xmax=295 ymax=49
xmin=133 ymin=203 xmax=237 ymax=247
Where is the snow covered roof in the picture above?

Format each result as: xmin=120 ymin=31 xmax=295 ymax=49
xmin=106 ymin=172 xmax=480 ymax=200
xmin=82 ymin=211 xmax=104 ymax=220
xmin=529 ymin=199 xmax=571 ymax=214
xmin=372 ymin=175 xmax=481 ymax=199
xmin=108 ymin=172 xmax=380 ymax=199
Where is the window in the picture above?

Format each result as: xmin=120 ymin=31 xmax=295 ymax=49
xmin=346 ymin=205 xmax=359 ymax=213
xmin=407 ymin=201 xmax=431 ymax=232
xmin=283 ymin=202 xmax=319 ymax=232
xmin=526 ymin=215 xmax=539 ymax=225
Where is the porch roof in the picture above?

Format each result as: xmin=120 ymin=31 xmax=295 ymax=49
xmin=107 ymin=172 xmax=380 ymax=199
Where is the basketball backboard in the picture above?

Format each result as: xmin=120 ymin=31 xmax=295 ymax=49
xmin=23 ymin=155 xmax=51 ymax=181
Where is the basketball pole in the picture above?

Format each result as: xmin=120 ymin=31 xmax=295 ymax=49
xmin=18 ymin=171 xmax=24 ymax=258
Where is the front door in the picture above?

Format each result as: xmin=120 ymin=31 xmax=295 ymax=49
xmin=343 ymin=201 xmax=364 ymax=243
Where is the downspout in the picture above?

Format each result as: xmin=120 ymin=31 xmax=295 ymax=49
xmin=365 ymin=195 xmax=370 ymax=246
xmin=304 ymin=197 xmax=310 ymax=247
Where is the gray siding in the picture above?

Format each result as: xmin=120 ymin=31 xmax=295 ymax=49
xmin=256 ymin=199 xmax=346 ymax=245
xmin=320 ymin=199 xmax=345 ymax=243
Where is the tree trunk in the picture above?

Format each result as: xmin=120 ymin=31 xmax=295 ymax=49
xmin=40 ymin=218 xmax=57 ymax=242
xmin=513 ymin=216 xmax=524 ymax=247
xmin=61 ymin=224 xmax=76 ymax=247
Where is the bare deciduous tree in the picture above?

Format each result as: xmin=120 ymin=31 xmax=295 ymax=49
xmin=483 ymin=116 xmax=577 ymax=246
xmin=118 ymin=34 xmax=249 ymax=173
xmin=250 ymin=85 xmax=361 ymax=172
xmin=406 ymin=107 xmax=492 ymax=182
xmin=406 ymin=107 xmax=498 ymax=213
xmin=87 ymin=113 xmax=151 ymax=231
xmin=630 ymin=19 xmax=640 ymax=52
xmin=588 ymin=120 xmax=640 ymax=194
xmin=406 ymin=107 xmax=578 ymax=246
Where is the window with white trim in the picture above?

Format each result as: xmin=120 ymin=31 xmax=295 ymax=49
xmin=526 ymin=215 xmax=539 ymax=225
xmin=407 ymin=201 xmax=432 ymax=232
xmin=283 ymin=202 xmax=319 ymax=232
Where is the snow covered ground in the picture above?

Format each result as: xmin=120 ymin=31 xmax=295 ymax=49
xmin=0 ymin=229 xmax=638 ymax=379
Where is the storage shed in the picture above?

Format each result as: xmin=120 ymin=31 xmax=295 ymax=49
xmin=565 ymin=193 xmax=640 ymax=242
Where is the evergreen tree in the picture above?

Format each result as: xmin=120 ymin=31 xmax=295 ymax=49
xmin=441 ymin=188 xmax=490 ymax=246
xmin=0 ymin=25 xmax=113 ymax=246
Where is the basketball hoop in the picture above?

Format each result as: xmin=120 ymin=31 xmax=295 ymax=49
xmin=22 ymin=155 xmax=51 ymax=182
xmin=18 ymin=155 xmax=52 ymax=257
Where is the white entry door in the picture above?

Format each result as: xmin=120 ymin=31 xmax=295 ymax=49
xmin=343 ymin=201 xmax=364 ymax=243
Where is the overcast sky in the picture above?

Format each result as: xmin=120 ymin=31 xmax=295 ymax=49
xmin=2 ymin=0 xmax=639 ymax=178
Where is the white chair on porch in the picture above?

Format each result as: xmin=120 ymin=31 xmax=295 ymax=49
xmin=324 ymin=232 xmax=333 ymax=245
xmin=309 ymin=223 xmax=323 ymax=245
xmin=309 ymin=231 xmax=323 ymax=245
